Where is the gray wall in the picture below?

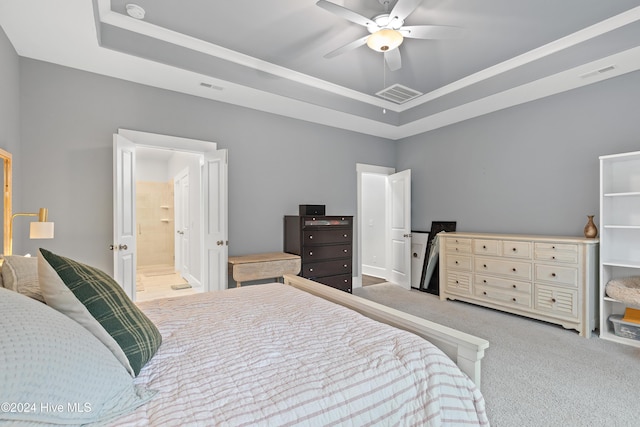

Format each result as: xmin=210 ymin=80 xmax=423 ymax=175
xmin=397 ymin=70 xmax=640 ymax=237
xmin=0 ymin=27 xmax=21 ymax=249
xmin=17 ymin=59 xmax=396 ymax=273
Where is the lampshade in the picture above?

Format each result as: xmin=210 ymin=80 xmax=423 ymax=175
xmin=29 ymin=221 xmax=54 ymax=239
xmin=367 ymin=29 xmax=404 ymax=52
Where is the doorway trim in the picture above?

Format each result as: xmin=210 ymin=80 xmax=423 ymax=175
xmin=356 ymin=163 xmax=395 ymax=289
xmin=115 ymin=128 xmax=226 ymax=297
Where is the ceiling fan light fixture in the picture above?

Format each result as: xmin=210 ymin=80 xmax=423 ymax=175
xmin=367 ymin=29 xmax=403 ymax=52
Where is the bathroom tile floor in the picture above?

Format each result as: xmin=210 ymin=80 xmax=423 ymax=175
xmin=135 ymin=264 xmax=197 ymax=302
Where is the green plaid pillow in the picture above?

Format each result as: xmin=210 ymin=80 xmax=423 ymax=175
xmin=38 ymin=248 xmax=161 ymax=377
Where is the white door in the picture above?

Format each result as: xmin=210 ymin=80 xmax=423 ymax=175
xmin=386 ymin=169 xmax=411 ymax=289
xmin=113 ymin=134 xmax=137 ymax=297
xmin=174 ymin=170 xmax=190 ymax=280
xmin=202 ymin=149 xmax=228 ymax=291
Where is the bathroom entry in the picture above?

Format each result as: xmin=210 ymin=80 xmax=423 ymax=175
xmin=134 ymin=148 xmax=200 ymax=301
xmin=113 ymin=129 xmax=229 ymax=300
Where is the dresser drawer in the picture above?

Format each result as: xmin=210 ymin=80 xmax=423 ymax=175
xmin=534 ymin=242 xmax=578 ymax=253
xmin=475 ymin=257 xmax=531 ymax=280
xmin=302 ymin=259 xmax=351 ymax=278
xmin=474 ymin=239 xmax=499 ymax=256
xmin=316 ymin=274 xmax=352 ymax=293
xmin=302 ymin=244 xmax=351 ymax=262
xmin=303 ymin=216 xmax=352 ymax=227
xmin=534 ymin=243 xmax=578 ymax=263
xmin=475 ymin=274 xmax=532 ymax=294
xmin=444 ymin=271 xmax=472 ymax=295
xmin=303 ymin=229 xmax=352 ymax=245
xmin=445 ymin=237 xmax=472 ymax=254
xmin=534 ymin=264 xmax=578 ymax=287
xmin=534 ymin=284 xmax=578 ymax=319
xmin=502 ymin=241 xmax=532 ymax=259
xmin=446 ymin=254 xmax=472 ymax=271
xmin=475 ymin=284 xmax=532 ymax=308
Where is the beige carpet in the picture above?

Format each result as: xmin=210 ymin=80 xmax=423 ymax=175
xmin=354 ymin=283 xmax=640 ymax=427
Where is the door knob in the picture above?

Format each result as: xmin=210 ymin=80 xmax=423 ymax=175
xmin=109 ymin=244 xmax=116 ymax=251
xmin=119 ymin=244 xmax=128 ymax=250
xmin=216 ymin=240 xmax=224 ymax=246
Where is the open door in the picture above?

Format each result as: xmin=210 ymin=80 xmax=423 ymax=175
xmin=112 ymin=134 xmax=137 ymax=297
xmin=202 ymin=149 xmax=228 ymax=291
xmin=114 ymin=129 xmax=228 ymax=299
xmin=386 ymin=169 xmax=411 ymax=289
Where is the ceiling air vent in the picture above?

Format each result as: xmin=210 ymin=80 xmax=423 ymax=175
xmin=376 ymin=84 xmax=422 ymax=104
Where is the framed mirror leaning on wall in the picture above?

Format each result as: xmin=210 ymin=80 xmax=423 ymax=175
xmin=0 ymin=148 xmax=12 ymax=257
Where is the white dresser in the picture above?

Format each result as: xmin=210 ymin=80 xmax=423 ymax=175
xmin=439 ymin=232 xmax=599 ymax=337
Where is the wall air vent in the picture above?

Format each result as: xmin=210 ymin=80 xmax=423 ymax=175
xmin=200 ymin=82 xmax=224 ymax=90
xmin=579 ymin=65 xmax=616 ymax=79
xmin=375 ymin=84 xmax=422 ymax=104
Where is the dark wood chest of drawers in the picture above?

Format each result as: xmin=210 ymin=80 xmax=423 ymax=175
xmin=284 ymin=215 xmax=353 ymax=293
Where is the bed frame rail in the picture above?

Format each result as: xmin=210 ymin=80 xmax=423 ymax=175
xmin=283 ymin=275 xmax=489 ymax=389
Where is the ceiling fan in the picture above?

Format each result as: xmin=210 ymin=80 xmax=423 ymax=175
xmin=317 ymin=0 xmax=463 ymax=71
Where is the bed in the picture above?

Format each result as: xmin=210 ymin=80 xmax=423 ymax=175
xmin=1 ymin=250 xmax=489 ymax=426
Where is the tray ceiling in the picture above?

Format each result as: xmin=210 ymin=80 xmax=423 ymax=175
xmin=1 ymin=0 xmax=639 ymax=139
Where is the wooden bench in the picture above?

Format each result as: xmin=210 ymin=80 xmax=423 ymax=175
xmin=228 ymin=252 xmax=301 ymax=287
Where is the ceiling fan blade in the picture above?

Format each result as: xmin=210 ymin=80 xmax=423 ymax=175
xmin=400 ymin=25 xmax=464 ymax=39
xmin=316 ymin=0 xmax=375 ymax=28
xmin=388 ymin=0 xmax=422 ymax=22
xmin=324 ymin=35 xmax=370 ymax=58
xmin=384 ymin=48 xmax=402 ymax=71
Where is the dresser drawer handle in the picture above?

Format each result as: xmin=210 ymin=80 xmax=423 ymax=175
xmin=343 ymin=264 xmax=348 ymax=268
xmin=309 ymin=251 xmax=313 ymax=256
xmin=512 ymin=268 xmax=517 ymax=272
xmin=483 ymin=264 xmax=487 ymax=268
xmin=455 ymin=280 xmax=459 ymax=284
xmin=551 ymin=273 xmax=557 ymax=277
xmin=512 ymin=284 xmax=516 ymax=288
xmin=309 ymin=268 xmax=314 ymax=272
xmin=512 ymin=298 xmax=517 ymax=302
xmin=483 ymin=291 xmax=487 ymax=295
xmin=343 ymin=249 xmax=348 ymax=253
xmin=482 ymin=245 xmax=486 ymax=249
xmin=309 ymin=235 xmax=313 ymax=239
xmin=344 ymin=234 xmax=348 ymax=238
xmin=455 ymin=261 xmax=459 ymax=265
xmin=552 ymin=256 xmax=556 ymax=260
xmin=551 ymin=298 xmax=557 ymax=303
xmin=512 ymin=248 xmax=517 ymax=252
xmin=483 ymin=280 xmax=487 ymax=283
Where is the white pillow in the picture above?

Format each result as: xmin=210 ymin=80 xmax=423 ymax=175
xmin=0 ymin=287 xmax=155 ymax=425
xmin=1 ymin=255 xmax=44 ymax=302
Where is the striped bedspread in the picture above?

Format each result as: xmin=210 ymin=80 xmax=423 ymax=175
xmin=110 ymin=283 xmax=489 ymax=426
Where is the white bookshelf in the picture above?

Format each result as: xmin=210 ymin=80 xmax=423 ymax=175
xmin=599 ymin=151 xmax=640 ymax=347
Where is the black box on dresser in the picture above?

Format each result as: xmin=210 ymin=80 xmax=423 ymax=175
xmin=284 ymin=215 xmax=353 ymax=293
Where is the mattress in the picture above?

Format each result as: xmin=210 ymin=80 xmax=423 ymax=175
xmin=109 ymin=283 xmax=488 ymax=426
